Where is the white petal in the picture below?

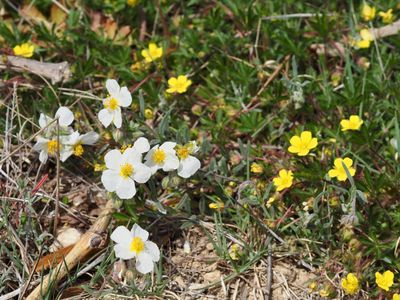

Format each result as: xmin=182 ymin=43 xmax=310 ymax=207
xmin=33 ymin=137 xmax=48 ymax=151
xmin=39 ymin=113 xmax=51 ymax=129
xmin=118 ymin=86 xmax=132 ymax=107
xmin=80 ymin=131 xmax=99 ymax=145
xmin=162 ymin=154 xmax=179 ymax=172
xmin=55 ymin=107 xmax=74 ymax=127
xmin=136 ymin=252 xmax=154 ymax=274
xmin=101 ymin=170 xmax=120 ymax=192
xmin=66 ymin=131 xmax=80 ymax=145
xmin=177 ymin=156 xmax=201 ymax=178
xmin=116 ymin=177 xmax=136 ymax=199
xmin=98 ymin=109 xmax=113 ymax=128
xmin=39 ymin=151 xmax=48 ymax=163
xmin=144 ymin=241 xmax=160 ymax=262
xmin=144 ymin=147 xmax=157 ymax=162
xmin=160 ymin=142 xmax=176 ymax=152
xmin=132 ymin=163 xmax=152 ymax=183
xmin=123 ymin=148 xmax=142 ymax=164
xmin=106 ymin=79 xmax=120 ymax=96
xmin=113 ymin=109 xmax=122 ymax=128
xmin=131 ymin=224 xmax=149 ymax=241
xmin=133 ymin=137 xmax=150 ymax=154
xmin=104 ymin=149 xmax=122 ymax=170
xmin=114 ymin=244 xmax=135 ymax=260
xmin=111 ymin=226 xmax=132 ymax=245
xmin=60 ymin=148 xmax=73 ymax=162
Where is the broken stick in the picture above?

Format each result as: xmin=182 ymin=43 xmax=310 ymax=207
xmin=1 ymin=56 xmax=71 ymax=84
xmin=26 ymin=199 xmax=115 ymax=300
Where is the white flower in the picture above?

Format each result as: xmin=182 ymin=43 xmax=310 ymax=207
xmin=175 ymin=141 xmax=201 ymax=178
xmin=110 ymin=224 xmax=160 ymax=274
xmin=33 ymin=136 xmax=71 ymax=163
xmin=39 ymin=106 xmax=74 ymax=135
xmin=101 ymin=147 xmax=151 ymax=199
xmin=63 ymin=131 xmax=100 ymax=158
xmin=144 ymin=142 xmax=179 ymax=174
xmin=98 ymin=79 xmax=132 ymax=128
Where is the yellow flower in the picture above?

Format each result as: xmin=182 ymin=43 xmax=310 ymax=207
xmin=309 ymin=281 xmax=318 ymax=292
xmin=328 ymin=158 xmax=356 ymax=182
xmin=379 ymin=9 xmax=394 ymax=23
xmin=319 ymin=289 xmax=330 ymax=297
xmin=251 ymin=162 xmax=263 ymax=174
xmin=361 ymin=4 xmax=376 ymax=21
xmin=127 ymin=0 xmax=138 ymax=6
xmin=209 ymin=202 xmax=224 ymax=210
xmin=288 ymin=131 xmax=318 ymax=156
xmin=341 ymin=273 xmax=359 ymax=295
xmin=166 ymin=75 xmax=192 ymax=94
xmin=13 ymin=43 xmax=35 ymax=58
xmin=273 ymin=169 xmax=293 ymax=192
xmin=393 ymin=293 xmax=400 ymax=300
xmin=141 ymin=43 xmax=163 ymax=63
xmin=375 ymin=270 xmax=394 ymax=291
xmin=340 ymin=115 xmax=363 ymax=131
xmin=229 ymin=244 xmax=241 ymax=260
xmin=357 ymin=29 xmax=374 ymax=49
xmin=144 ymin=108 xmax=154 ymax=119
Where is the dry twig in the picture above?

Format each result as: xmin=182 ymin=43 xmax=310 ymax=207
xmin=1 ymin=56 xmax=71 ymax=84
xmin=26 ymin=199 xmax=115 ymax=300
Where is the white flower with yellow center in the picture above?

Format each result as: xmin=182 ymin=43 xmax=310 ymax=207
xmin=63 ymin=131 xmax=100 ymax=158
xmin=101 ymin=147 xmax=151 ymax=199
xmin=110 ymin=224 xmax=160 ymax=274
xmin=144 ymin=142 xmax=179 ymax=174
xmin=98 ymin=79 xmax=132 ymax=128
xmin=39 ymin=106 xmax=74 ymax=135
xmin=33 ymin=136 xmax=71 ymax=163
xmin=175 ymin=141 xmax=201 ymax=178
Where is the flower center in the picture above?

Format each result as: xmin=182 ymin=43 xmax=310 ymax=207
xmin=73 ymin=144 xmax=84 ymax=156
xmin=104 ymin=97 xmax=119 ymax=110
xmin=152 ymin=149 xmax=166 ymax=164
xmin=176 ymin=146 xmax=189 ymax=160
xmin=119 ymin=163 xmax=134 ymax=178
xmin=47 ymin=140 xmax=59 ymax=154
xmin=130 ymin=236 xmax=145 ymax=254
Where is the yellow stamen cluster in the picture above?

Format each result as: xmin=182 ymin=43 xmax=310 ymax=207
xmin=47 ymin=140 xmax=59 ymax=154
xmin=119 ymin=163 xmax=134 ymax=178
xmin=73 ymin=144 xmax=84 ymax=156
xmin=130 ymin=236 xmax=145 ymax=254
xmin=104 ymin=97 xmax=119 ymax=110
xmin=152 ymin=149 xmax=166 ymax=164
xmin=176 ymin=145 xmax=190 ymax=160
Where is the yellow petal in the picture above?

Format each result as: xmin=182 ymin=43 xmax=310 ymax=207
xmin=300 ymin=131 xmax=312 ymax=143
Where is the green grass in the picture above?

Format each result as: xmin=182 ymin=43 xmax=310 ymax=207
xmin=1 ymin=0 xmax=400 ymax=298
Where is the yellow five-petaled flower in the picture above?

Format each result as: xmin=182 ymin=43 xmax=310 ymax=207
xmin=379 ymin=9 xmax=394 ymax=24
xmin=13 ymin=43 xmax=35 ymax=58
xmin=375 ymin=270 xmax=394 ymax=291
xmin=340 ymin=115 xmax=363 ymax=131
xmin=328 ymin=158 xmax=356 ymax=182
xmin=288 ymin=131 xmax=318 ymax=156
xmin=357 ymin=29 xmax=374 ymax=49
xmin=393 ymin=293 xmax=400 ymax=300
xmin=166 ymin=75 xmax=192 ymax=94
xmin=251 ymin=162 xmax=263 ymax=174
xmin=273 ymin=169 xmax=293 ymax=192
xmin=361 ymin=4 xmax=376 ymax=21
xmin=141 ymin=43 xmax=163 ymax=63
xmin=341 ymin=273 xmax=359 ymax=295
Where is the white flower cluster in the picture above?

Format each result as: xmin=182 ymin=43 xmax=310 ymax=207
xmin=33 ymin=107 xmax=99 ymax=163
xmin=101 ymin=138 xmax=201 ymax=199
